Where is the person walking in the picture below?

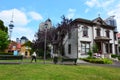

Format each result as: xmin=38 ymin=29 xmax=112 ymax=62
xmin=31 ymin=51 xmax=37 ymax=62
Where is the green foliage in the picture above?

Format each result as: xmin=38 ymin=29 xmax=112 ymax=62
xmin=0 ymin=30 xmax=9 ymax=52
xmin=111 ymin=54 xmax=120 ymax=60
xmin=92 ymin=44 xmax=98 ymax=53
xmin=82 ymin=57 xmax=113 ymax=64
xmin=111 ymin=54 xmax=118 ymax=58
xmin=88 ymin=49 xmax=93 ymax=57
xmin=53 ymin=57 xmax=58 ymax=64
xmin=0 ymin=52 xmax=13 ymax=55
xmin=0 ymin=20 xmax=8 ymax=33
xmin=118 ymin=56 xmax=120 ymax=60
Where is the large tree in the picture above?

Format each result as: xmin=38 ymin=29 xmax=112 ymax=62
xmin=0 ymin=20 xmax=8 ymax=33
xmin=0 ymin=20 xmax=9 ymax=52
xmin=0 ymin=30 xmax=9 ymax=52
xmin=33 ymin=25 xmax=56 ymax=57
xmin=53 ymin=15 xmax=73 ymax=56
xmin=33 ymin=16 xmax=73 ymax=57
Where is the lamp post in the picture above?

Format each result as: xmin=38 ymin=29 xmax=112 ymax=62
xmin=9 ymin=20 xmax=14 ymax=41
xmin=44 ymin=23 xmax=48 ymax=64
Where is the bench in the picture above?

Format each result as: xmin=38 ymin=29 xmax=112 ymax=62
xmin=61 ymin=58 xmax=77 ymax=65
xmin=0 ymin=55 xmax=23 ymax=64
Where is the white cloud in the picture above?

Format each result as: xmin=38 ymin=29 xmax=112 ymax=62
xmin=66 ymin=8 xmax=76 ymax=19
xmin=107 ymin=4 xmax=120 ymax=32
xmin=0 ymin=8 xmax=29 ymax=27
xmin=85 ymin=0 xmax=114 ymax=8
xmin=12 ymin=26 xmax=35 ymax=41
xmin=28 ymin=11 xmax=43 ymax=20
xmin=0 ymin=8 xmax=43 ymax=41
xmin=85 ymin=0 xmax=98 ymax=8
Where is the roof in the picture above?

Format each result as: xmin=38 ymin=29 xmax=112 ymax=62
xmin=71 ymin=18 xmax=92 ymax=25
xmin=8 ymin=41 xmax=21 ymax=51
xmin=71 ymin=17 xmax=115 ymax=30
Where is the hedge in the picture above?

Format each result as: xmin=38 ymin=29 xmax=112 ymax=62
xmin=0 ymin=52 xmax=13 ymax=55
xmin=81 ymin=57 xmax=113 ymax=64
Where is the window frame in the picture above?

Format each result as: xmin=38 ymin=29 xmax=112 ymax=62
xmin=81 ymin=42 xmax=90 ymax=54
xmin=82 ymin=26 xmax=88 ymax=37
xmin=96 ymin=28 xmax=101 ymax=37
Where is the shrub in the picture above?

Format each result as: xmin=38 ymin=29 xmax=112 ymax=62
xmin=0 ymin=52 xmax=13 ymax=55
xmin=111 ymin=54 xmax=118 ymax=58
xmin=81 ymin=57 xmax=113 ymax=64
xmin=118 ymin=56 xmax=120 ymax=60
xmin=88 ymin=49 xmax=92 ymax=57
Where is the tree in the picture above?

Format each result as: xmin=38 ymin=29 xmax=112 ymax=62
xmin=54 ymin=15 xmax=73 ymax=56
xmin=33 ymin=22 xmax=56 ymax=57
xmin=0 ymin=20 xmax=8 ymax=33
xmin=0 ymin=30 xmax=9 ymax=52
xmin=33 ymin=16 xmax=73 ymax=57
xmin=0 ymin=20 xmax=9 ymax=52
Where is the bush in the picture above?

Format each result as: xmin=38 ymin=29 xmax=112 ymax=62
xmin=81 ymin=57 xmax=113 ymax=64
xmin=111 ymin=54 xmax=118 ymax=58
xmin=53 ymin=57 xmax=58 ymax=64
xmin=118 ymin=56 xmax=120 ymax=60
xmin=0 ymin=52 xmax=13 ymax=55
xmin=88 ymin=49 xmax=92 ymax=57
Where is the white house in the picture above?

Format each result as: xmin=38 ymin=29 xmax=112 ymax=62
xmin=63 ymin=17 xmax=119 ymax=58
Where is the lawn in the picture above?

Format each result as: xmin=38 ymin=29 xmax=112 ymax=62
xmin=0 ymin=60 xmax=120 ymax=80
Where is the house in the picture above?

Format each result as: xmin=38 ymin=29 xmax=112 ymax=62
xmin=63 ymin=17 xmax=119 ymax=58
xmin=7 ymin=41 xmax=21 ymax=53
xmin=16 ymin=36 xmax=31 ymax=57
xmin=19 ymin=45 xmax=31 ymax=57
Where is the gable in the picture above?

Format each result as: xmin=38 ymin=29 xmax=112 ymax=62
xmin=92 ymin=17 xmax=107 ymax=25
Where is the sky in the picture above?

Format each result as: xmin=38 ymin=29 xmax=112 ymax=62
xmin=0 ymin=0 xmax=120 ymax=41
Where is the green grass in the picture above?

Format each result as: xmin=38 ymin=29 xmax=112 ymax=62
xmin=0 ymin=59 xmax=120 ymax=80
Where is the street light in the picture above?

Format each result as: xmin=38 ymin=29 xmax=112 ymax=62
xmin=9 ymin=20 xmax=14 ymax=41
xmin=44 ymin=23 xmax=48 ymax=64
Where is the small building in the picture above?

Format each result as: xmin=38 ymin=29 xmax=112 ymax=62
xmin=20 ymin=45 xmax=31 ymax=57
xmin=7 ymin=41 xmax=21 ymax=53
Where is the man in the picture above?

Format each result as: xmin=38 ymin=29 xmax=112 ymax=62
xmin=31 ymin=52 xmax=37 ymax=62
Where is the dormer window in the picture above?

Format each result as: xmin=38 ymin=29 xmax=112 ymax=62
xmin=96 ymin=28 xmax=101 ymax=37
xmin=106 ymin=30 xmax=110 ymax=38
xmin=82 ymin=26 xmax=88 ymax=37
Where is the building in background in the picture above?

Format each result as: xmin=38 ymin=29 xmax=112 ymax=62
xmin=105 ymin=16 xmax=117 ymax=32
xmin=20 ymin=36 xmax=28 ymax=44
xmin=39 ymin=18 xmax=53 ymax=31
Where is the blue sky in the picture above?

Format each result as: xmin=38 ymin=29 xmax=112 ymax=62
xmin=0 ymin=0 xmax=120 ymax=41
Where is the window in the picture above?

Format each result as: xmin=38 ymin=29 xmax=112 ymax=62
xmin=82 ymin=26 xmax=88 ymax=37
xmin=81 ymin=42 xmax=90 ymax=54
xmin=110 ymin=44 xmax=112 ymax=53
xmin=106 ymin=30 xmax=110 ymax=38
xmin=68 ymin=44 xmax=71 ymax=54
xmin=96 ymin=28 xmax=101 ymax=36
